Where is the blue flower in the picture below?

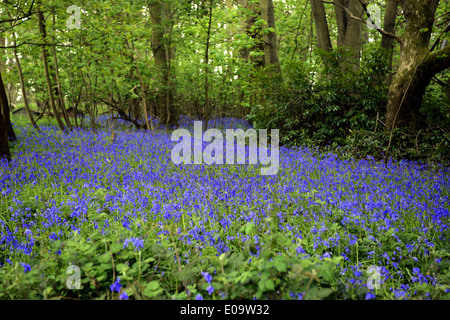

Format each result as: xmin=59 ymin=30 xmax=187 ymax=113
xmin=119 ymin=291 xmax=129 ymax=300
xmin=20 ymin=262 xmax=31 ymax=273
xmin=132 ymin=237 xmax=144 ymax=251
xmin=207 ymin=285 xmax=214 ymax=295
xmin=195 ymin=294 xmax=203 ymax=300
xmin=110 ymin=277 xmax=122 ymax=293
xmin=365 ymin=292 xmax=376 ymax=300
xmin=123 ymin=237 xmax=144 ymax=251
xmin=201 ymin=272 xmax=212 ymax=283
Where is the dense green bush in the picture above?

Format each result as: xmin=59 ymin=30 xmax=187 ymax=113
xmin=247 ymin=48 xmax=450 ymax=165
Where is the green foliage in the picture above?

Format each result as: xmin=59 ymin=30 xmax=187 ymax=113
xmin=247 ymin=46 xmax=450 ymax=165
xmin=248 ymin=49 xmax=387 ymax=149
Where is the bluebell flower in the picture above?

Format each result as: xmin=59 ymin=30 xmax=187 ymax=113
xmin=110 ymin=277 xmax=122 ymax=293
xmin=365 ymin=292 xmax=376 ymax=300
xmin=20 ymin=262 xmax=31 ymax=273
xmin=207 ymin=285 xmax=214 ymax=295
xmin=123 ymin=237 xmax=144 ymax=251
xmin=119 ymin=291 xmax=129 ymax=300
xmin=195 ymin=294 xmax=203 ymax=300
xmin=201 ymin=272 xmax=212 ymax=283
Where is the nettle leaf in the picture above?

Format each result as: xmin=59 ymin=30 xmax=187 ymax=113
xmin=259 ymin=279 xmax=275 ymax=292
xmin=98 ymin=253 xmax=110 ymax=264
xmin=146 ymin=280 xmax=160 ymax=291
xmin=111 ymin=243 xmax=122 ymax=253
xmin=116 ymin=263 xmax=129 ymax=273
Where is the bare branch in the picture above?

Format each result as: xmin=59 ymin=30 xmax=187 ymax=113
xmin=0 ymin=0 xmax=36 ymax=25
xmin=0 ymin=42 xmax=73 ymax=49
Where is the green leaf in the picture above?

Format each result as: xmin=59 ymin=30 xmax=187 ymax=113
xmin=264 ymin=279 xmax=275 ymax=291
xmin=111 ymin=243 xmax=122 ymax=253
xmin=98 ymin=253 xmax=110 ymax=263
xmin=116 ymin=263 xmax=129 ymax=273
xmin=146 ymin=281 xmax=160 ymax=291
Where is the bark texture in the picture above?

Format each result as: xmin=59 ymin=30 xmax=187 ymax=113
xmin=149 ymin=0 xmax=177 ymax=127
xmin=260 ymin=0 xmax=281 ymax=74
xmin=386 ymin=0 xmax=448 ymax=129
xmin=0 ymin=72 xmax=16 ymax=141
xmin=310 ymin=0 xmax=333 ymax=52
xmin=0 ymin=72 xmax=11 ymax=161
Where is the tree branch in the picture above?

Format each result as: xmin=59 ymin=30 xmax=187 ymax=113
xmin=0 ymin=42 xmax=73 ymax=49
xmin=0 ymin=0 xmax=36 ymax=25
xmin=426 ymin=44 xmax=450 ymax=75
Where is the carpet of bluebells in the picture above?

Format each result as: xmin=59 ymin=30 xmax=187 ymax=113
xmin=1 ymin=115 xmax=450 ymax=300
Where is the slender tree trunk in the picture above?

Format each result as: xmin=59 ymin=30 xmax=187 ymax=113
xmin=129 ymin=37 xmax=153 ymax=133
xmin=381 ymin=0 xmax=398 ymax=81
xmin=37 ymin=4 xmax=66 ymax=132
xmin=149 ymin=0 xmax=176 ymax=127
xmin=204 ymin=0 xmax=213 ymax=130
xmin=381 ymin=0 xmax=398 ymax=51
xmin=13 ymin=37 xmax=40 ymax=131
xmin=238 ymin=0 xmax=264 ymax=66
xmin=290 ymin=0 xmax=310 ymax=61
xmin=51 ymin=7 xmax=72 ymax=131
xmin=68 ymin=44 xmax=78 ymax=128
xmin=260 ymin=0 xmax=282 ymax=74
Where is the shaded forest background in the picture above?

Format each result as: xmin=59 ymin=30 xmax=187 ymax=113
xmin=0 ymin=0 xmax=449 ymax=164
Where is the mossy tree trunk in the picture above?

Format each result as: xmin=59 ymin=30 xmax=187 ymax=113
xmin=386 ymin=0 xmax=450 ymax=129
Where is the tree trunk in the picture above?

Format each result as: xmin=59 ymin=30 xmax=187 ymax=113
xmin=37 ymin=3 xmax=66 ymax=132
xmin=13 ymin=36 xmax=40 ymax=131
xmin=386 ymin=0 xmax=448 ymax=129
xmin=334 ymin=0 xmax=347 ymax=48
xmin=260 ymin=0 xmax=282 ymax=74
xmin=238 ymin=0 xmax=264 ymax=66
xmin=310 ymin=0 xmax=333 ymax=52
xmin=342 ymin=0 xmax=363 ymax=71
xmin=149 ymin=0 xmax=177 ymax=127
xmin=51 ymin=7 xmax=72 ymax=131
xmin=204 ymin=0 xmax=213 ymax=130
xmin=129 ymin=37 xmax=153 ymax=133
xmin=0 ymin=34 xmax=11 ymax=159
xmin=380 ymin=0 xmax=398 ymax=81
xmin=0 ymin=105 xmax=10 ymax=161
xmin=0 ymin=72 xmax=16 ymax=141
xmin=0 ymin=35 xmax=16 ymax=141
xmin=381 ymin=0 xmax=398 ymax=51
